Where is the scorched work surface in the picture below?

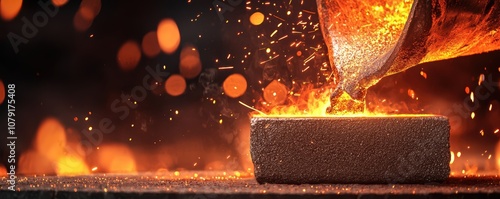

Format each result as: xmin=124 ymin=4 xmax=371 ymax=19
xmin=1 ymin=172 xmax=500 ymax=198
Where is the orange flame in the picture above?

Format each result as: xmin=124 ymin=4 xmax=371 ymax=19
xmin=256 ymin=83 xmax=387 ymax=117
xmin=258 ymin=85 xmax=331 ymax=116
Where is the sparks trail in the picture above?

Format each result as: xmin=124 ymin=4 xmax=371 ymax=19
xmin=239 ymin=101 xmax=266 ymax=115
xmin=245 ymin=0 xmax=332 ymax=114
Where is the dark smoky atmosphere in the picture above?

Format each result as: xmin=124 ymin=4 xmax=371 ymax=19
xmin=0 ymin=0 xmax=499 ymax=178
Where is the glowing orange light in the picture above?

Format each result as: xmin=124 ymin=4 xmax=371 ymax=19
xmin=97 ymin=144 xmax=137 ymax=173
xmin=496 ymin=141 xmax=500 ymax=173
xmin=155 ymin=168 xmax=168 ymax=176
xmin=35 ymin=118 xmax=67 ymax=162
xmin=18 ymin=150 xmax=56 ymax=175
xmin=73 ymin=10 xmax=93 ymax=32
xmin=179 ymin=45 xmax=202 ymax=79
xmin=233 ymin=118 xmax=254 ymax=173
xmin=223 ymin=73 xmax=247 ymax=98
xmin=141 ymin=31 xmax=161 ymax=58
xmin=157 ymin=18 xmax=181 ymax=54
xmin=0 ymin=164 xmax=6 ymax=176
xmin=51 ymin=0 xmax=68 ymax=7
xmin=263 ymin=80 xmax=288 ymax=105
xmin=0 ymin=0 xmax=22 ymax=21
xmin=0 ymin=80 xmax=5 ymax=105
xmin=164 ymin=74 xmax=186 ymax=96
xmin=257 ymin=86 xmax=328 ymax=116
xmin=117 ymin=40 xmax=142 ymax=71
xmin=250 ymin=12 xmax=265 ymax=25
xmin=79 ymin=0 xmax=101 ymax=20
xmin=204 ymin=161 xmax=225 ymax=170
xmin=56 ymin=154 xmax=90 ymax=175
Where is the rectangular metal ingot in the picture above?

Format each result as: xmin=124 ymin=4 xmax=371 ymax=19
xmin=250 ymin=116 xmax=450 ymax=184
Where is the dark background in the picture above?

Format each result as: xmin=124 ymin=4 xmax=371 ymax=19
xmin=0 ymin=0 xmax=499 ymax=173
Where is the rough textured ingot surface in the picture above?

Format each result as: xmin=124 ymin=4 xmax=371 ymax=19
xmin=250 ymin=116 xmax=450 ymax=184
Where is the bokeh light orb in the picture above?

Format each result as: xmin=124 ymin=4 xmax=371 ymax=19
xmin=0 ymin=0 xmax=23 ymax=21
xmin=263 ymin=80 xmax=288 ymax=105
xmin=79 ymin=0 xmax=101 ymax=20
xmin=157 ymin=18 xmax=181 ymax=54
xmin=179 ymin=45 xmax=202 ymax=79
xmin=223 ymin=73 xmax=247 ymax=98
xmin=142 ymin=31 xmax=161 ymax=58
xmin=249 ymin=12 xmax=265 ymax=26
xmin=117 ymin=40 xmax=142 ymax=71
xmin=164 ymin=74 xmax=186 ymax=96
xmin=73 ymin=10 xmax=93 ymax=32
xmin=51 ymin=0 xmax=68 ymax=7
